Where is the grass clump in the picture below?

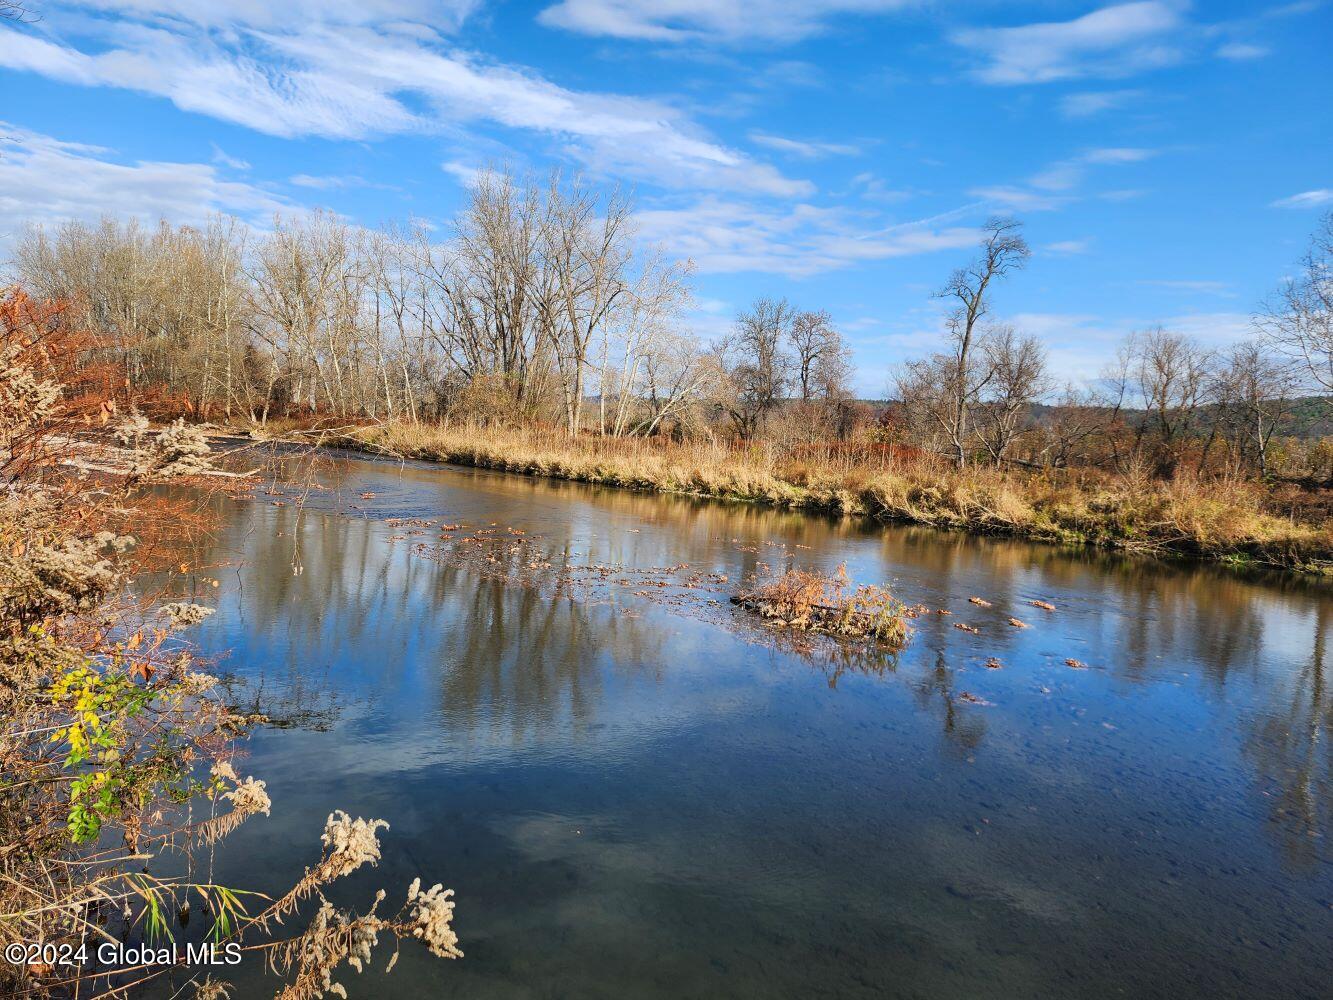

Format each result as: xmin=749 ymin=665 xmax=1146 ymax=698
xmin=734 ymin=563 xmax=912 ymax=648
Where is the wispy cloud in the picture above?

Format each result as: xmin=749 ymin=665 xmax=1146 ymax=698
xmin=1138 ymin=279 xmax=1235 ymax=297
xmin=972 ymin=147 xmax=1156 ymax=211
xmin=289 ymin=173 xmax=395 ymax=191
xmin=0 ymin=10 xmax=808 ymax=197
xmin=748 ymin=132 xmax=860 ymax=159
xmin=537 ymin=0 xmax=914 ymax=45
xmin=1044 ymin=239 xmax=1092 ymax=255
xmin=968 ymin=186 xmax=1071 ymax=213
xmin=849 ymin=171 xmax=912 ymax=203
xmin=953 ymin=2 xmax=1187 ymax=85
xmin=1215 ymin=42 xmax=1270 ymax=60
xmin=1030 ymin=147 xmax=1156 ymax=191
xmin=1058 ymin=89 xmax=1144 ymax=118
xmin=635 ymin=197 xmax=979 ymax=277
xmin=1271 ymin=188 xmax=1333 ymax=209
xmin=0 ymin=123 xmax=286 ymax=241
xmin=209 ymin=143 xmax=251 ymax=171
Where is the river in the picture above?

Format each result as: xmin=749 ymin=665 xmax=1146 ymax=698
xmin=152 ymin=449 xmax=1331 ymax=999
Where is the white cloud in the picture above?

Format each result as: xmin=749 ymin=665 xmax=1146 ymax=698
xmin=210 ymin=143 xmax=250 ymax=171
xmin=0 ymin=10 xmax=808 ymax=197
xmin=635 ymin=197 xmax=979 ymax=277
xmin=953 ymin=2 xmax=1187 ymax=85
xmin=1057 ymin=89 xmax=1144 ymax=118
xmin=441 ymin=160 xmax=486 ymax=187
xmin=968 ymin=186 xmax=1070 ymax=212
xmin=288 ymin=173 xmax=396 ymax=191
xmin=1216 ymin=42 xmax=1270 ymax=60
xmin=749 ymin=132 xmax=860 ymax=159
xmin=973 ymin=147 xmax=1156 ymax=211
xmin=65 ymin=0 xmax=481 ymax=33
xmin=1271 ymin=189 xmax=1333 ymax=209
xmin=1138 ymin=279 xmax=1235 ymax=297
xmin=0 ymin=123 xmax=286 ymax=242
xmin=1044 ymin=239 xmax=1091 ymax=255
xmin=1030 ymin=147 xmax=1155 ymax=191
xmin=849 ymin=171 xmax=912 ymax=203
xmin=537 ymin=0 xmax=913 ymax=45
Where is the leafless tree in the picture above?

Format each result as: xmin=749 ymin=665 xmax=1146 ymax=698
xmin=1110 ymin=327 xmax=1215 ymax=477
xmin=788 ymin=309 xmax=851 ymax=401
xmin=1 ymin=2 xmax=35 ymax=22
xmin=448 ymin=169 xmax=548 ymax=406
xmin=973 ymin=325 xmax=1049 ymax=465
xmin=720 ymin=297 xmax=794 ymax=439
xmin=1032 ymin=385 xmax=1115 ymax=469
xmin=1212 ymin=340 xmax=1298 ymax=477
xmin=933 ymin=217 xmax=1030 ymax=465
xmin=1259 ymin=212 xmax=1333 ymax=393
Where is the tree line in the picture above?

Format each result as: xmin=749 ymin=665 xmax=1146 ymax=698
xmin=892 ymin=214 xmax=1333 ymax=481
xmin=8 ymin=169 xmax=1332 ymax=481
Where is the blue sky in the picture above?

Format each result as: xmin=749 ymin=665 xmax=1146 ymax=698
xmin=1 ymin=0 xmax=1329 ymax=392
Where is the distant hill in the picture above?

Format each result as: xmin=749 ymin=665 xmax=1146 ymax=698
xmin=867 ymin=396 xmax=1333 ymax=440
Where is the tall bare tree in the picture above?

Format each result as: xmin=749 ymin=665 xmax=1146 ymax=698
xmin=934 ymin=217 xmax=1030 ymax=465
xmin=539 ymin=173 xmax=633 ymax=435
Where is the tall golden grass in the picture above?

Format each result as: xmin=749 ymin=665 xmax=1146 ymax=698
xmin=340 ymin=421 xmax=1333 ymax=574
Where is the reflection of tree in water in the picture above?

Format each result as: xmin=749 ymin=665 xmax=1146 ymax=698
xmin=188 ymin=453 xmax=1332 ymax=862
xmin=220 ymin=660 xmax=340 ymax=731
xmin=911 ymin=649 xmax=986 ymax=754
xmin=1245 ymin=600 xmax=1331 ymax=869
xmin=426 ymin=567 xmax=642 ymax=742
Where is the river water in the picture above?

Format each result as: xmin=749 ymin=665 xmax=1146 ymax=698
xmin=155 ymin=450 xmax=1330 ymax=999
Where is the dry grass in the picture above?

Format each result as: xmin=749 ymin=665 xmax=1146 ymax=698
xmin=337 ymin=421 xmax=1333 ymax=574
xmin=734 ymin=563 xmax=912 ymax=647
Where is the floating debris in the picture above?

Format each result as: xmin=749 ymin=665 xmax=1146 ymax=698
xmin=954 ymin=623 xmax=980 ymax=634
xmin=1007 ymin=617 xmax=1029 ymax=628
xmin=958 ymin=691 xmax=992 ymax=706
xmin=1064 ymin=658 xmax=1087 ymax=669
xmin=969 ymin=597 xmax=992 ymax=607
xmin=985 ymin=657 xmax=1003 ymax=669
xmin=1028 ymin=599 xmax=1056 ymax=611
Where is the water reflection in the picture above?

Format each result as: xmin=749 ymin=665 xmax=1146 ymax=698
xmin=1246 ymin=600 xmax=1331 ymax=869
xmin=159 ymin=451 xmax=1332 ymax=999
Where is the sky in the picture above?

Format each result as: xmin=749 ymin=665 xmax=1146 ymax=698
xmin=1 ymin=0 xmax=1330 ymax=393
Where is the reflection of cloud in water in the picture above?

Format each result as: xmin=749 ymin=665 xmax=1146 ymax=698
xmin=159 ymin=449 xmax=1333 ymax=999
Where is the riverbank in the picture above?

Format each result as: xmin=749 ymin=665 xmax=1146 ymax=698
xmin=288 ymin=421 xmax=1333 ymax=576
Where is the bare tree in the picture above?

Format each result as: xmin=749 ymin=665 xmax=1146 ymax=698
xmin=1260 ymin=212 xmax=1333 ymax=393
xmin=934 ymin=217 xmax=1030 ymax=465
xmin=1213 ymin=340 xmax=1298 ymax=477
xmin=448 ymin=169 xmax=548 ymax=407
xmin=1032 ymin=385 xmax=1115 ymax=469
xmin=1111 ymin=327 xmax=1215 ymax=477
xmin=973 ymin=325 xmax=1048 ymax=465
xmin=539 ymin=173 xmax=633 ymax=435
xmin=788 ymin=310 xmax=850 ymax=401
xmin=719 ymin=297 xmax=794 ymax=440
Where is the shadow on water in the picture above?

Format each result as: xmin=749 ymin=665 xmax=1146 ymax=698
xmin=146 ymin=450 xmax=1330 ymax=1000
